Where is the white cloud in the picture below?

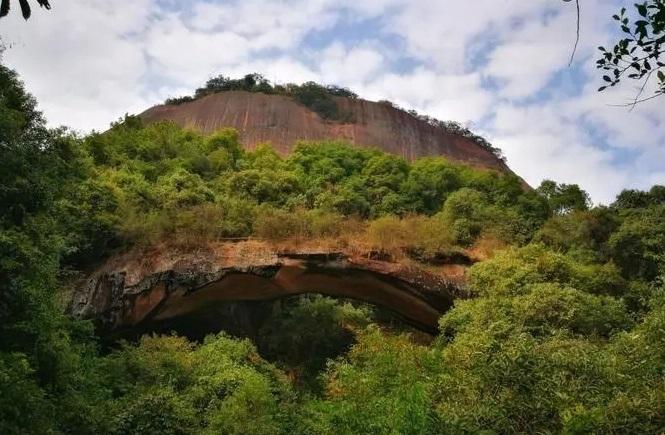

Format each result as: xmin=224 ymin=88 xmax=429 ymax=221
xmin=188 ymin=0 xmax=339 ymax=49
xmin=318 ymin=43 xmax=385 ymax=85
xmin=386 ymin=0 xmax=547 ymax=72
xmin=484 ymin=13 xmax=573 ymax=99
xmin=144 ymin=15 xmax=251 ymax=85
xmin=0 ymin=0 xmax=153 ymax=130
xmin=489 ymin=103 xmax=628 ymax=203
xmin=358 ymin=68 xmax=492 ymax=124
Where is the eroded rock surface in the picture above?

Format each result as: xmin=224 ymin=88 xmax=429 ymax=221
xmin=140 ymin=91 xmax=510 ymax=172
xmin=69 ymin=242 xmax=466 ymax=336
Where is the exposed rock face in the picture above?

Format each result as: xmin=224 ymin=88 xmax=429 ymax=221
xmin=140 ymin=91 xmax=510 ymax=172
xmin=69 ymin=242 xmax=465 ymax=337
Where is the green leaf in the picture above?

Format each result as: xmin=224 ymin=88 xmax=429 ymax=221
xmin=636 ymin=4 xmax=647 ymax=17
xmin=603 ymin=75 xmax=612 ymax=82
xmin=658 ymin=70 xmax=665 ymax=81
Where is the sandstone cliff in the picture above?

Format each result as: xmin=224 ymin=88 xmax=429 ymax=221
xmin=140 ymin=91 xmax=510 ymax=172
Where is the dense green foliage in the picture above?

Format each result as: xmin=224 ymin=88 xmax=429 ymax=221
xmin=76 ymin=115 xmax=543 ymax=252
xmin=2 ymin=63 xmax=665 ymax=434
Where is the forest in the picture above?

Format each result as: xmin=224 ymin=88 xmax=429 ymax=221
xmin=2 ymin=58 xmax=665 ymax=434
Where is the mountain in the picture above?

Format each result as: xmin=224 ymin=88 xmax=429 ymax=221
xmin=139 ymin=90 xmax=512 ymax=173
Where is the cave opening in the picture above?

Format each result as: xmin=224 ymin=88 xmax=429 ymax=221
xmin=107 ymin=293 xmax=431 ymax=390
xmin=122 ymin=293 xmax=433 ymax=342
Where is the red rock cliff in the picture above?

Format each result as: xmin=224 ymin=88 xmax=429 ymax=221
xmin=140 ymin=91 xmax=511 ymax=173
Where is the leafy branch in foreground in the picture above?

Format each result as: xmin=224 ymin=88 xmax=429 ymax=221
xmin=0 ymin=0 xmax=51 ymax=20
xmin=597 ymin=1 xmax=665 ymax=106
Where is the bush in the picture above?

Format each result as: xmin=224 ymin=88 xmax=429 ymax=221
xmin=257 ymin=295 xmax=373 ymax=390
xmin=608 ymin=205 xmax=665 ymax=281
xmin=171 ymin=75 xmax=358 ymax=121
xmin=307 ymin=209 xmax=345 ymax=238
xmin=468 ymin=244 xmax=626 ymax=298
xmin=110 ymin=389 xmax=195 ymax=435
xmin=401 ymin=158 xmax=462 ymax=214
xmin=100 ymin=334 xmax=293 ymax=435
xmin=309 ymin=327 xmax=435 ymax=434
xmin=365 ymin=215 xmax=410 ymax=253
xmin=253 ymin=207 xmax=311 ymax=242
xmin=404 ymin=215 xmax=455 ymax=258
xmin=440 ymin=283 xmax=632 ymax=339
xmin=0 ymin=353 xmax=54 ymax=435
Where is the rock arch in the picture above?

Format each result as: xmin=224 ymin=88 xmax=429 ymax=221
xmin=69 ymin=246 xmax=464 ymax=338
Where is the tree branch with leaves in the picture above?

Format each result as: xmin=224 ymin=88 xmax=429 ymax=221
xmin=597 ymin=1 xmax=665 ymax=106
xmin=0 ymin=0 xmax=51 ymax=20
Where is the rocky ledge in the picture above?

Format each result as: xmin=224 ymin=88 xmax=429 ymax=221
xmin=69 ymin=242 xmax=468 ymax=337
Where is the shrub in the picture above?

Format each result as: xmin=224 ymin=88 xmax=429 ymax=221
xmin=0 ymin=353 xmax=54 ymax=435
xmin=110 ymin=389 xmax=196 ymax=435
xmin=253 ymin=207 xmax=311 ymax=242
xmin=310 ymin=327 xmax=435 ymax=434
xmin=608 ymin=205 xmax=665 ymax=281
xmin=216 ymin=195 xmax=257 ymax=238
xmin=117 ymin=209 xmax=174 ymax=246
xmin=156 ymin=169 xmax=215 ymax=209
xmin=307 ymin=209 xmax=345 ymax=238
xmin=400 ymin=158 xmax=462 ymax=214
xmin=404 ymin=214 xmax=454 ymax=257
xmin=468 ymin=244 xmax=626 ymax=298
xmin=100 ymin=334 xmax=293 ymax=435
xmin=257 ymin=295 xmax=373 ymax=390
xmin=365 ymin=215 xmax=410 ymax=253
xmin=164 ymin=95 xmax=194 ymax=105
xmin=440 ymin=283 xmax=632 ymax=339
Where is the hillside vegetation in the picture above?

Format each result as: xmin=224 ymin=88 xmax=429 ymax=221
xmin=79 ymin=113 xmax=543 ymax=258
xmin=2 ymin=63 xmax=665 ymax=434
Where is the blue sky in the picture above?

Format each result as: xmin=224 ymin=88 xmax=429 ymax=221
xmin=1 ymin=0 xmax=663 ymax=203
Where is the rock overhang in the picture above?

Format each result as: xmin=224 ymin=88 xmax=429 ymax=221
xmin=69 ymin=244 xmax=467 ymax=338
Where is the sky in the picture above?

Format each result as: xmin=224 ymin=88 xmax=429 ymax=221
xmin=0 ymin=0 xmax=663 ymax=204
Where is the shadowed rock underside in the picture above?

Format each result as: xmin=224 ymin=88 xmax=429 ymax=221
xmin=69 ymin=242 xmax=467 ymax=337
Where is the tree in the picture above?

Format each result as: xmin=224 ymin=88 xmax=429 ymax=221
xmin=608 ymin=205 xmax=665 ymax=281
xmin=0 ymin=0 xmax=50 ymax=20
xmin=537 ymin=179 xmax=590 ymax=215
xmin=613 ymin=185 xmax=665 ymax=209
xmin=597 ymin=1 xmax=665 ymax=105
xmin=400 ymin=158 xmax=461 ymax=214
